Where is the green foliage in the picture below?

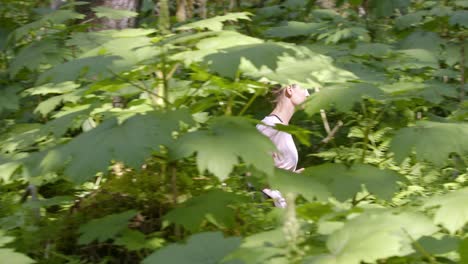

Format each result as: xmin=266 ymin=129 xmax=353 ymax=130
xmin=390 ymin=121 xmax=468 ymax=166
xmin=163 ymin=189 xmax=247 ymax=231
xmin=78 ymin=210 xmax=138 ymax=244
xmin=171 ymin=116 xmax=274 ymax=181
xmin=142 ymin=232 xmax=241 ymax=264
xmin=306 ymin=210 xmax=438 ymax=264
xmin=92 ymin=6 xmax=138 ymax=20
xmin=423 ymin=187 xmax=468 ymax=234
xmin=177 ymin=12 xmax=252 ymax=31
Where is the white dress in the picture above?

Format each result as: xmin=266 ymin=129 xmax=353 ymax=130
xmin=256 ymin=115 xmax=299 ymax=172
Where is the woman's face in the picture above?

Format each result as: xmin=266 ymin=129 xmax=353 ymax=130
xmin=288 ymin=84 xmax=310 ymax=106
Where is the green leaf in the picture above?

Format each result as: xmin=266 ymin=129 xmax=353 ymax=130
xmin=34 ymin=109 xmax=192 ymax=183
xmin=9 ymin=39 xmax=63 ymax=77
xmin=203 ymin=42 xmax=296 ymax=79
xmin=163 ymin=190 xmax=247 ymax=232
xmin=369 ymin=0 xmax=411 ymax=18
xmin=449 ymin=11 xmax=468 ymax=27
xmin=460 ymin=238 xmax=468 ymax=264
xmin=398 ymin=31 xmax=444 ymax=53
xmin=142 ymin=232 xmax=241 ymax=264
xmin=417 ymin=235 xmax=460 ymax=255
xmin=37 ymin=56 xmax=121 ymax=84
xmin=390 ymin=121 xmax=468 ymax=165
xmin=0 ymin=248 xmax=35 ymax=264
xmin=78 ymin=210 xmax=137 ymax=244
xmin=171 ymin=116 xmax=274 ymax=181
xmin=34 ymin=90 xmax=83 ymax=116
xmin=114 ymin=229 xmax=148 ymax=251
xmin=390 ymin=49 xmax=439 ymax=69
xmin=176 ymin=12 xmax=252 ymax=31
xmin=0 ymin=87 xmax=20 ymax=114
xmin=0 ymin=231 xmax=14 ymax=247
xmin=246 ymin=50 xmax=356 ymax=88
xmin=423 ymin=187 xmax=468 ymax=234
xmin=302 ymin=164 xmax=402 ymax=201
xmin=352 ymin=43 xmax=393 ymax=58
xmin=268 ymin=169 xmax=330 ymax=202
xmin=306 ymin=210 xmax=438 ymax=264
xmin=382 ymin=81 xmax=458 ymax=103
xmin=304 ymin=83 xmax=384 ymax=115
xmin=265 ymin=21 xmax=324 ymax=38
xmin=395 ymin=11 xmax=425 ymax=30
xmin=92 ymin=6 xmax=138 ymax=19
xmin=23 ymin=82 xmax=80 ymax=96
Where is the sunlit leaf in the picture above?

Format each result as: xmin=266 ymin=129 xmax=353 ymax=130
xmin=176 ymin=12 xmax=252 ymax=31
xmin=265 ymin=21 xmax=324 ymax=38
xmin=92 ymin=6 xmax=138 ymax=19
xmin=423 ymin=187 xmax=468 ymax=234
xmin=306 ymin=209 xmax=437 ymax=264
xmin=0 ymin=248 xmax=35 ymax=264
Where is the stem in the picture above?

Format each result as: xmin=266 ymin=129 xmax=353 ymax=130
xmin=170 ymin=163 xmax=181 ymax=238
xmin=460 ymin=36 xmax=465 ymax=103
xmin=238 ymin=91 xmax=258 ymax=116
xmin=360 ymin=102 xmax=370 ymax=163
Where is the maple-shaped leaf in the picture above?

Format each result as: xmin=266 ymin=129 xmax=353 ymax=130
xmin=306 ymin=210 xmax=438 ymax=264
xmin=23 ymin=82 xmax=80 ymax=96
xmin=265 ymin=21 xmax=324 ymax=38
xmin=37 ymin=56 xmax=121 ymax=84
xmin=302 ymin=163 xmax=402 ymax=201
xmin=9 ymin=38 xmax=64 ymax=77
xmin=78 ymin=210 xmax=137 ymax=244
xmin=304 ymin=83 xmax=384 ymax=115
xmin=395 ymin=11 xmax=425 ymax=30
xmin=390 ymin=121 xmax=468 ymax=166
xmin=163 ymin=189 xmax=247 ymax=231
xmin=382 ymin=81 xmax=458 ymax=104
xmin=170 ymin=116 xmax=275 ymax=181
xmin=460 ymin=238 xmax=468 ymax=264
xmin=245 ymin=49 xmax=356 ymax=88
xmin=34 ymin=89 xmax=84 ymax=116
xmin=422 ymin=187 xmax=468 ymax=234
xmin=203 ymin=42 xmax=296 ymax=79
xmin=34 ymin=109 xmax=192 ymax=183
xmin=176 ymin=12 xmax=252 ymax=31
xmin=389 ymin=49 xmax=439 ymax=70
xmin=352 ymin=43 xmax=393 ymax=58
xmin=142 ymin=232 xmax=241 ymax=264
xmin=92 ymin=6 xmax=138 ymax=19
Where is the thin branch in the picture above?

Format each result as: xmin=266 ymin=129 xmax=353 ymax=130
xmin=320 ymin=109 xmax=331 ymax=134
xmin=238 ymin=90 xmax=259 ymax=116
xmin=321 ymin=120 xmax=343 ymax=144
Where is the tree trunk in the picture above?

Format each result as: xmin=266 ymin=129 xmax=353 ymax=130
xmin=199 ymin=0 xmax=207 ymax=18
xmin=159 ymin=0 xmax=170 ymax=33
xmin=186 ymin=0 xmax=194 ymax=19
xmin=176 ymin=0 xmax=187 ymax=22
xmin=100 ymin=0 xmax=139 ymax=29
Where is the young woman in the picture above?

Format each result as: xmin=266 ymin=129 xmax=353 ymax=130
xmin=256 ymin=83 xmax=310 ymax=207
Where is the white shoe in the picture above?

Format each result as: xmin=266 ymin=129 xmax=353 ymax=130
xmin=262 ymin=188 xmax=287 ymax=208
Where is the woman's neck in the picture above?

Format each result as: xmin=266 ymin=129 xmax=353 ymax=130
xmin=270 ymin=100 xmax=295 ymax=125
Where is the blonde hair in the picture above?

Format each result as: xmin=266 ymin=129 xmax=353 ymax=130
xmin=269 ymin=83 xmax=285 ymax=104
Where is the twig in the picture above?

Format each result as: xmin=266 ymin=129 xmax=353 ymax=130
xmin=321 ymin=120 xmax=343 ymax=144
xmin=320 ymin=109 xmax=331 ymax=134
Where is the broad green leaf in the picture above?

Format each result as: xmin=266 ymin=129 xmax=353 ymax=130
xmin=176 ymin=12 xmax=252 ymax=31
xmin=163 ymin=190 xmax=247 ymax=232
xmin=395 ymin=11 xmax=425 ymax=30
xmin=398 ymin=31 xmax=444 ymax=53
xmin=306 ymin=210 xmax=438 ymax=264
xmin=9 ymin=39 xmax=63 ymax=77
xmin=92 ymin=6 xmax=138 ymax=19
xmin=78 ymin=210 xmax=137 ymax=244
xmin=0 ymin=87 xmax=19 ymax=114
xmin=302 ymin=163 xmax=402 ymax=201
xmin=171 ymin=116 xmax=275 ymax=181
xmin=142 ymin=232 xmax=241 ymax=264
xmin=265 ymin=21 xmax=324 ymax=38
xmin=33 ymin=109 xmax=192 ymax=183
xmin=37 ymin=56 xmax=121 ymax=84
xmin=203 ymin=42 xmax=296 ymax=79
xmin=390 ymin=49 xmax=439 ymax=70
xmin=304 ymin=83 xmax=384 ymax=115
xmin=0 ymin=248 xmax=35 ymax=264
xmin=352 ymin=43 xmax=393 ymax=58
xmin=390 ymin=121 xmax=468 ymax=165
xmin=114 ymin=229 xmax=149 ymax=251
xmin=423 ymin=187 xmax=468 ymax=234
xmin=369 ymin=0 xmax=411 ymax=18
xmin=34 ymin=90 xmax=83 ymax=116
xmin=268 ymin=169 xmax=330 ymax=202
xmin=247 ymin=52 xmax=356 ymax=88
xmin=23 ymin=82 xmax=80 ymax=96
xmin=0 ymin=231 xmax=14 ymax=247
xmin=461 ymin=238 xmax=468 ymax=264
xmin=449 ymin=11 xmax=468 ymax=27
xmin=417 ymin=235 xmax=460 ymax=255
xmin=382 ymin=81 xmax=458 ymax=103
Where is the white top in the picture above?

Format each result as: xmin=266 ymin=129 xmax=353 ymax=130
xmin=256 ymin=115 xmax=298 ymax=171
